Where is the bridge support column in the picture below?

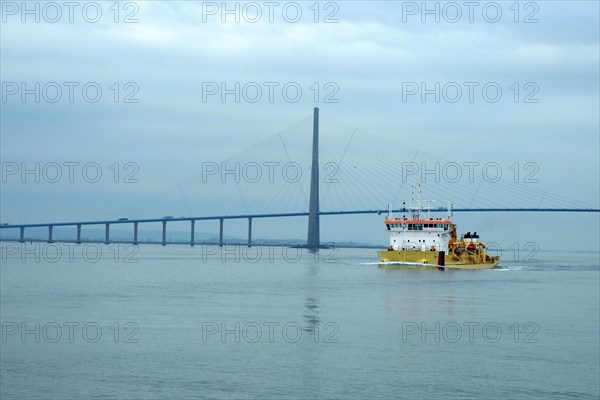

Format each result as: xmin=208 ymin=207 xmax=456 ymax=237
xmin=76 ymin=224 xmax=81 ymax=244
xmin=19 ymin=226 xmax=25 ymax=243
xmin=219 ymin=218 xmax=224 ymax=247
xmin=105 ymin=223 xmax=110 ymax=244
xmin=133 ymin=222 xmax=138 ymax=245
xmin=162 ymin=221 xmax=167 ymax=246
xmin=307 ymin=107 xmax=320 ymax=249
xmin=190 ymin=220 xmax=195 ymax=246
xmin=48 ymin=225 xmax=53 ymax=243
xmin=247 ymin=217 xmax=252 ymax=247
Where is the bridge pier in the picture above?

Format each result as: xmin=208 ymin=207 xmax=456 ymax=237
xmin=248 ymin=217 xmax=252 ymax=247
xmin=190 ymin=220 xmax=195 ymax=246
xmin=76 ymin=224 xmax=81 ymax=244
xmin=48 ymin=225 xmax=53 ymax=243
xmin=219 ymin=218 xmax=224 ymax=247
xmin=19 ymin=226 xmax=25 ymax=243
xmin=133 ymin=222 xmax=138 ymax=245
xmin=105 ymin=223 xmax=110 ymax=244
xmin=162 ymin=221 xmax=167 ymax=246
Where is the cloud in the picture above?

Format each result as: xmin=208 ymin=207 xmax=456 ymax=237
xmin=1 ymin=1 xmax=598 ymax=249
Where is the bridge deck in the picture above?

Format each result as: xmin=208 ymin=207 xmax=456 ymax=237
xmin=1 ymin=208 xmax=598 ymax=229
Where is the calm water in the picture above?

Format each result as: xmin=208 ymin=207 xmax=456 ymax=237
xmin=1 ymin=244 xmax=599 ymax=399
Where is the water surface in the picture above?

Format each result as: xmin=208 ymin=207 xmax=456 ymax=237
xmin=1 ymin=244 xmax=599 ymax=399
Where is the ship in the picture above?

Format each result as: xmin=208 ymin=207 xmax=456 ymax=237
xmin=377 ymin=185 xmax=500 ymax=269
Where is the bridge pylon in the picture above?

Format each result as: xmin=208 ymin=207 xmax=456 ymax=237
xmin=307 ymin=107 xmax=320 ymax=249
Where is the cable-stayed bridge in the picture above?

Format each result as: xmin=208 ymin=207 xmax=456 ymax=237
xmin=1 ymin=108 xmax=598 ymax=248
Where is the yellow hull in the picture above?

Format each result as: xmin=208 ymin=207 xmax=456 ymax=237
xmin=377 ymin=250 xmax=500 ymax=270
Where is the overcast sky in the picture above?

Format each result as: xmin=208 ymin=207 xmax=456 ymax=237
xmin=1 ymin=1 xmax=599 ymax=250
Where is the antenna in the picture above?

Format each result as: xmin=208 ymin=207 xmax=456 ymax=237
xmin=415 ymin=183 xmax=422 ymax=220
xmin=425 ymin=199 xmax=435 ymax=220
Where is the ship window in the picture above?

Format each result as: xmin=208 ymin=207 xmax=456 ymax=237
xmin=386 ymin=224 xmax=390 ymax=230
xmin=416 ymin=224 xmax=423 ymax=230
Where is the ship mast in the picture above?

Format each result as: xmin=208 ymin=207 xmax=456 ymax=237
xmin=411 ymin=184 xmax=422 ymax=220
xmin=425 ymin=199 xmax=434 ymax=220
xmin=410 ymin=184 xmax=436 ymax=220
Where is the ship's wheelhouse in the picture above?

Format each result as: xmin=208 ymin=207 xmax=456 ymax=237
xmin=384 ymin=219 xmax=454 ymax=251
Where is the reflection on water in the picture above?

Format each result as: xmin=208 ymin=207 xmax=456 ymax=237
xmin=303 ymin=297 xmax=320 ymax=333
xmin=303 ymin=259 xmax=320 ymax=334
